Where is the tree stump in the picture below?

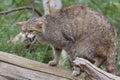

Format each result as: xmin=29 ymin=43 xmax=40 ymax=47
xmin=73 ymin=57 xmax=120 ymax=80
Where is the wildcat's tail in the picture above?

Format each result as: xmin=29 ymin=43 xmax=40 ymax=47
xmin=105 ymin=30 xmax=119 ymax=75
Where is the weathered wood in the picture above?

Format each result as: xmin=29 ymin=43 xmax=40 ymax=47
xmin=0 ymin=62 xmax=70 ymax=80
xmin=73 ymin=57 xmax=120 ymax=80
xmin=0 ymin=51 xmax=83 ymax=80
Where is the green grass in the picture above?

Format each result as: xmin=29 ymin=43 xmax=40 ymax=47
xmin=0 ymin=15 xmax=53 ymax=64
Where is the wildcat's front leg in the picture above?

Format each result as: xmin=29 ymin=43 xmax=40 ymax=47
xmin=67 ymin=49 xmax=82 ymax=76
xmin=48 ymin=47 xmax=62 ymax=66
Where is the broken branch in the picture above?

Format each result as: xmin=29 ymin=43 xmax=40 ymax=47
xmin=0 ymin=6 xmax=42 ymax=16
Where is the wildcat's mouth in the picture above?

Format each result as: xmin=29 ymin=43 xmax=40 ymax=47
xmin=28 ymin=36 xmax=35 ymax=42
xmin=25 ymin=35 xmax=36 ymax=42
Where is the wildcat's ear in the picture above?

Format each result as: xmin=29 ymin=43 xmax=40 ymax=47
xmin=16 ymin=22 xmax=26 ymax=27
xmin=35 ymin=21 xmax=44 ymax=29
xmin=34 ymin=21 xmax=45 ymax=33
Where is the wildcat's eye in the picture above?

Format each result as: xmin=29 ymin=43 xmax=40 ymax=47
xmin=22 ymin=30 xmax=26 ymax=33
xmin=29 ymin=30 xmax=34 ymax=33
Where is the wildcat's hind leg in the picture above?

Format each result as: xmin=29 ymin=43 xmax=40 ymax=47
xmin=93 ymin=57 xmax=105 ymax=67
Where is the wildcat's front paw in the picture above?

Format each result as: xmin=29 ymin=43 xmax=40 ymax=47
xmin=72 ymin=70 xmax=81 ymax=77
xmin=48 ymin=60 xmax=58 ymax=66
xmin=72 ymin=66 xmax=81 ymax=77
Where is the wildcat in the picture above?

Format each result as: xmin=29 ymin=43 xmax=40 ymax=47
xmin=16 ymin=5 xmax=119 ymax=76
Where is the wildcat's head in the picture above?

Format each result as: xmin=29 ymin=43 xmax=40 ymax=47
xmin=16 ymin=18 xmax=46 ymax=42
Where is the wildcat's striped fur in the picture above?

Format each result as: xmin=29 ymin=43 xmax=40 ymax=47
xmin=17 ymin=5 xmax=119 ymax=76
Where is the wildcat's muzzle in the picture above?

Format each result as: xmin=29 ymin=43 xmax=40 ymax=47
xmin=26 ymin=34 xmax=35 ymax=42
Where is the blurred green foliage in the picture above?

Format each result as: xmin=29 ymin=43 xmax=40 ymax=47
xmin=0 ymin=0 xmax=120 ymax=71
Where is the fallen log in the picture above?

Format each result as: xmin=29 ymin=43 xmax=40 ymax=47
xmin=73 ymin=57 xmax=120 ymax=80
xmin=0 ymin=51 xmax=83 ymax=80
